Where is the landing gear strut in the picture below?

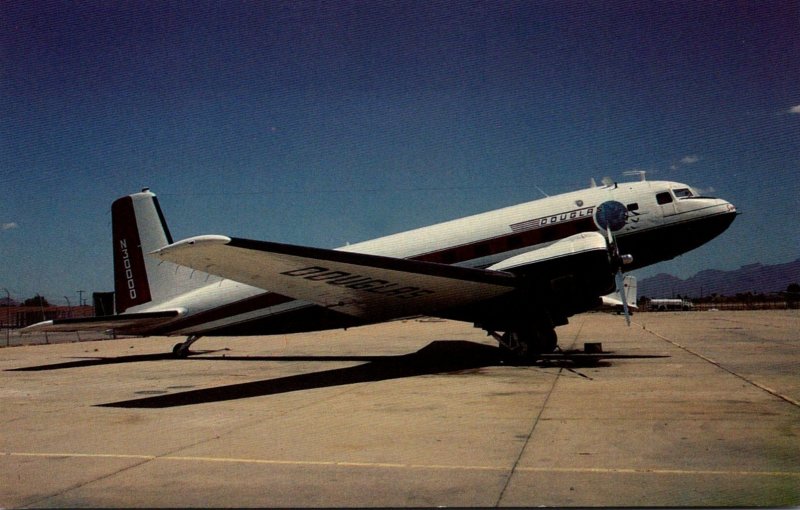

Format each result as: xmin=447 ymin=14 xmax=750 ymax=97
xmin=172 ymin=335 xmax=201 ymax=358
xmin=491 ymin=326 xmax=558 ymax=359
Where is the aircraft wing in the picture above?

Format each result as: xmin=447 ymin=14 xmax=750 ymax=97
xmin=21 ymin=310 xmax=181 ymax=335
xmin=152 ymin=232 xmax=616 ymax=324
xmin=152 ymin=236 xmax=519 ymax=322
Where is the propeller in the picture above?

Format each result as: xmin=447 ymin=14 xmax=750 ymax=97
xmin=615 ymin=259 xmax=631 ymax=326
xmin=595 ymin=200 xmax=634 ymax=326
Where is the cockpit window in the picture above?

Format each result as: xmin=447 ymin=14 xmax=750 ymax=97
xmin=656 ymin=192 xmax=673 ymax=205
xmin=673 ymin=188 xmax=694 ymax=199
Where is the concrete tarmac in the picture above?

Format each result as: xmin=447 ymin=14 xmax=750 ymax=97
xmin=1 ymin=310 xmax=798 ymax=507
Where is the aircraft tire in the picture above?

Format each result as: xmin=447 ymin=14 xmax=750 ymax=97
xmin=172 ymin=343 xmax=189 ymax=358
xmin=538 ymin=327 xmax=558 ymax=354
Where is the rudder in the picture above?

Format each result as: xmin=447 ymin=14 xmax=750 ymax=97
xmin=111 ymin=189 xmax=174 ymax=313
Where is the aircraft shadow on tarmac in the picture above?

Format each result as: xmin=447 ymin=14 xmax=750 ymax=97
xmin=7 ymin=340 xmax=666 ymax=408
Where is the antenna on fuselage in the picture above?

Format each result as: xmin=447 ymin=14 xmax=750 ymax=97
xmin=623 ymin=170 xmax=647 ymax=181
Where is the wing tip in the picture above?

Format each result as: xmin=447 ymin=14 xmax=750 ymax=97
xmin=19 ymin=320 xmax=55 ymax=334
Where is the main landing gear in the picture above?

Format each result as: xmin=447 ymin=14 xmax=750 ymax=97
xmin=490 ymin=326 xmax=558 ymax=359
xmin=172 ymin=335 xmax=201 ymax=358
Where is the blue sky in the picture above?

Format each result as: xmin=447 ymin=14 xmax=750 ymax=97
xmin=2 ymin=1 xmax=799 ymax=305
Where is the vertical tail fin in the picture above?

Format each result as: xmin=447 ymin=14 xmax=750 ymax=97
xmin=112 ymin=189 xmax=204 ymax=313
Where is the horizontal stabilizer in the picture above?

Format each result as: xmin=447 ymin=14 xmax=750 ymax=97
xmin=21 ymin=310 xmax=181 ymax=334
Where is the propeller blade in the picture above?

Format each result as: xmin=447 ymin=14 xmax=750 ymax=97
xmin=596 ymin=199 xmax=632 ymax=326
xmin=616 ymin=269 xmax=631 ymax=326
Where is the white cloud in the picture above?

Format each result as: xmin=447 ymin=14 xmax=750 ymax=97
xmin=789 ymin=105 xmax=800 ymax=114
xmin=2 ymin=222 xmax=18 ymax=231
xmin=680 ymin=155 xmax=700 ymax=165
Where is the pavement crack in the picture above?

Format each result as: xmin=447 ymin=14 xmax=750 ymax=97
xmin=18 ymin=455 xmax=155 ymax=508
xmin=495 ymin=363 xmax=564 ymax=506
xmin=641 ymin=324 xmax=800 ymax=409
xmin=494 ymin=315 xmax=590 ymax=506
xmin=14 ymin=390 xmax=353 ymax=510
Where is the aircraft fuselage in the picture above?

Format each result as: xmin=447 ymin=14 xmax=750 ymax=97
xmin=139 ymin=179 xmax=736 ymax=337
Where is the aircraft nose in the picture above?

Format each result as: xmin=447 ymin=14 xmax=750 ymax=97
xmin=713 ymin=197 xmax=739 ymax=232
xmin=683 ymin=197 xmax=739 ymax=250
xmin=719 ymin=198 xmax=738 ymax=216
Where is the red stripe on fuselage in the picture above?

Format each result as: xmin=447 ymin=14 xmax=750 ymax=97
xmin=412 ymin=217 xmax=597 ymax=264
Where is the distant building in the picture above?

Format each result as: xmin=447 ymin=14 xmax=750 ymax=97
xmin=0 ymin=305 xmax=94 ymax=328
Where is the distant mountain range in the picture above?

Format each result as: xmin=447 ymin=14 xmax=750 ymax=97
xmin=638 ymin=259 xmax=800 ymax=299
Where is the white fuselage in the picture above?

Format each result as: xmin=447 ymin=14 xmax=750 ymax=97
xmin=137 ymin=180 xmax=736 ymax=336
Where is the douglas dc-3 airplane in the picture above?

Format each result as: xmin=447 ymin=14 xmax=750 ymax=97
xmin=25 ymin=178 xmax=737 ymax=358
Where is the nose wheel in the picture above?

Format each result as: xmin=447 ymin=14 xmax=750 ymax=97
xmin=172 ymin=335 xmax=201 ymax=358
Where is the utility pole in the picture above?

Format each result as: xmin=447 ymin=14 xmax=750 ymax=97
xmin=65 ymin=295 xmax=80 ymax=342
xmin=77 ymin=290 xmax=86 ymax=307
xmin=3 ymin=288 xmax=9 ymax=347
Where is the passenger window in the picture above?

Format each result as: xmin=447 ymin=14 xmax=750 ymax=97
xmin=627 ymin=203 xmax=639 ymax=211
xmin=673 ymin=188 xmax=694 ymax=199
xmin=656 ymin=192 xmax=673 ymax=205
